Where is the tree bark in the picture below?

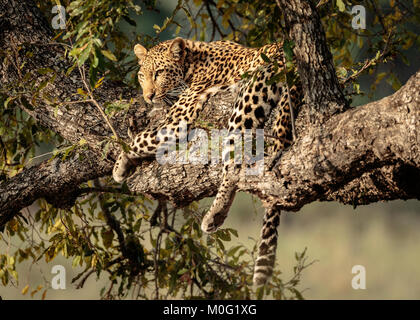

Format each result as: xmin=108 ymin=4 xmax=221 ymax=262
xmin=0 ymin=149 xmax=112 ymax=228
xmin=0 ymin=0 xmax=419 ymax=228
xmin=127 ymin=70 xmax=420 ymax=209
xmin=276 ymin=0 xmax=349 ymax=121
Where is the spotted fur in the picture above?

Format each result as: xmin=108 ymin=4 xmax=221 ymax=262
xmin=112 ymin=38 xmax=302 ymax=285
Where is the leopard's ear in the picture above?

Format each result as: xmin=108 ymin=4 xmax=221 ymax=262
xmin=134 ymin=44 xmax=148 ymax=64
xmin=168 ymin=37 xmax=186 ymax=61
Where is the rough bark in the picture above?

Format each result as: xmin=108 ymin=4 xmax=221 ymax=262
xmin=0 ymin=0 xmax=419 ymax=228
xmin=127 ymin=71 xmax=420 ymax=209
xmin=276 ymin=0 xmax=349 ymax=121
xmin=0 ymin=150 xmax=112 ymax=228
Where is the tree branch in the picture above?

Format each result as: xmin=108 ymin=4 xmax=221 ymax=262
xmin=0 ymin=149 xmax=112 ymax=228
xmin=0 ymin=0 xmax=419 ymax=229
xmin=127 ymin=70 xmax=420 ymax=210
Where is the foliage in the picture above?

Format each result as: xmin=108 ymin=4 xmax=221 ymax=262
xmin=0 ymin=0 xmax=419 ymax=299
xmin=1 ymin=188 xmax=312 ymax=299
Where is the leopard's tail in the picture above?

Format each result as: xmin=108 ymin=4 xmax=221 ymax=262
xmin=253 ymin=205 xmax=281 ymax=286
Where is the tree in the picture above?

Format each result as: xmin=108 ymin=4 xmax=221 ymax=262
xmin=0 ymin=0 xmax=418 ymax=299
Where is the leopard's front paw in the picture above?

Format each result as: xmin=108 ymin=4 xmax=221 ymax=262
xmin=112 ymin=153 xmax=134 ymax=183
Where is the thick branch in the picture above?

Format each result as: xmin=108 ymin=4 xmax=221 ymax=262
xmin=0 ymin=0 xmax=418 ymax=228
xmin=128 ymin=71 xmax=420 ymax=209
xmin=0 ymin=150 xmax=112 ymax=228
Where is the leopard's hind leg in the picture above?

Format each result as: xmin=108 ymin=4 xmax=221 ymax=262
xmin=201 ymin=65 xmax=283 ymax=233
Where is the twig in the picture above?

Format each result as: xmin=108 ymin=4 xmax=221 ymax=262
xmin=78 ymin=65 xmax=120 ymax=142
xmin=77 ymin=186 xmax=136 ymax=197
xmin=342 ymin=30 xmax=393 ymax=85
xmin=94 ymin=179 xmax=128 ymax=258
xmin=150 ymin=200 xmax=164 ymax=227
xmin=153 ymin=231 xmax=162 ymax=300
xmin=103 ymin=282 xmax=114 ymax=300
xmin=75 ymin=269 xmax=95 ymax=289
xmin=204 ymin=0 xmax=226 ymax=40
xmin=369 ymin=0 xmax=387 ymax=35
xmin=209 ymin=258 xmax=238 ymax=271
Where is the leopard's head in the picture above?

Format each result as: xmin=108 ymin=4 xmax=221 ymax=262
xmin=134 ymin=38 xmax=188 ymax=105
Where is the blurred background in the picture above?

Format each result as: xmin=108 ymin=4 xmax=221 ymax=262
xmin=0 ymin=0 xmax=419 ymax=300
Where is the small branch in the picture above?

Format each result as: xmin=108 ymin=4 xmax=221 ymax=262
xmin=342 ymin=31 xmax=393 ymax=85
xmin=77 ymin=186 xmax=136 ymax=197
xmin=369 ymin=0 xmax=387 ymax=35
xmin=75 ymin=269 xmax=95 ymax=289
xmin=152 ymin=202 xmax=168 ymax=300
xmin=78 ymin=65 xmax=120 ymax=143
xmin=204 ymin=0 xmax=226 ymax=39
xmin=153 ymin=231 xmax=162 ymax=300
xmin=95 ymin=179 xmax=128 ymax=258
xmin=150 ymin=200 xmax=165 ymax=227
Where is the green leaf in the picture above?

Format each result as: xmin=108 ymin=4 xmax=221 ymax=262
xmin=227 ymin=245 xmax=242 ymax=257
xmin=91 ymin=49 xmax=99 ymax=68
xmin=227 ymin=228 xmax=238 ymax=238
xmin=256 ymin=286 xmax=264 ymax=300
xmin=72 ymin=255 xmax=81 ymax=268
xmin=289 ymin=287 xmax=304 ymax=300
xmin=4 ymin=96 xmax=14 ymax=109
xmin=283 ymin=40 xmax=294 ymax=62
xmin=376 ymin=72 xmax=387 ymax=82
xmin=177 ymin=268 xmax=188 ymax=275
xmin=37 ymin=79 xmax=49 ymax=92
xmin=77 ymin=88 xmax=88 ymax=96
xmin=101 ymin=49 xmax=117 ymax=61
xmin=78 ymin=42 xmax=92 ymax=66
xmin=217 ymin=230 xmax=231 ymax=241
xmin=37 ymin=68 xmax=54 ymax=75
xmin=387 ymin=73 xmax=402 ymax=91
xmin=336 ymin=0 xmax=346 ymax=12
xmin=66 ymin=63 xmax=77 ymax=77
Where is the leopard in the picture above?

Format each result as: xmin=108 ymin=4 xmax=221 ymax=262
xmin=112 ymin=37 xmax=302 ymax=285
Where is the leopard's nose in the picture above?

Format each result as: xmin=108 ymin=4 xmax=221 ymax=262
xmin=145 ymin=92 xmax=155 ymax=104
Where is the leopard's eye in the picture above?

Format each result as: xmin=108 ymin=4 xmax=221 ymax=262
xmin=154 ymin=69 xmax=164 ymax=81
